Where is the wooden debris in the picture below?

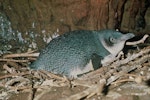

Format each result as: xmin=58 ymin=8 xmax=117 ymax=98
xmin=126 ymin=34 xmax=149 ymax=45
xmin=5 ymin=77 xmax=31 ymax=88
xmin=3 ymin=52 xmax=39 ymax=58
xmin=0 ymin=58 xmax=29 ymax=62
xmin=3 ymin=64 xmax=17 ymax=74
xmin=0 ymin=71 xmax=30 ymax=80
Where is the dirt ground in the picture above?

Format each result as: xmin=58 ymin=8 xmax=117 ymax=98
xmin=7 ymin=82 xmax=150 ymax=100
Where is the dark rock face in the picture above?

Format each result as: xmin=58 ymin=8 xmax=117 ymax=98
xmin=0 ymin=0 xmax=149 ymax=51
xmin=1 ymin=0 xmax=149 ymax=33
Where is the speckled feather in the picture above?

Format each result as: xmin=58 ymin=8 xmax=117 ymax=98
xmin=30 ymin=30 xmax=134 ymax=78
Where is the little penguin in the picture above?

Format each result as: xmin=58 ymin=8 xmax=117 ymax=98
xmin=29 ymin=29 xmax=135 ymax=78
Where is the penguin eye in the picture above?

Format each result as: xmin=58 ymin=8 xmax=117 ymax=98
xmin=109 ymin=37 xmax=117 ymax=43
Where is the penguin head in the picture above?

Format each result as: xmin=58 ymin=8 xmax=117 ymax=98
xmin=99 ymin=30 xmax=135 ymax=56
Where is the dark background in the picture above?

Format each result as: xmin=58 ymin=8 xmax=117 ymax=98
xmin=0 ymin=0 xmax=150 ymax=53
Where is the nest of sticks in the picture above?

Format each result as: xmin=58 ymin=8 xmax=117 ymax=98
xmin=0 ymin=34 xmax=150 ymax=100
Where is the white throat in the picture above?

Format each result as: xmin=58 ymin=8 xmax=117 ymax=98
xmin=101 ymin=40 xmax=125 ymax=56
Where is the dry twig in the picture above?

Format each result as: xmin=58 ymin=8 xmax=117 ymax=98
xmin=0 ymin=58 xmax=29 ymax=62
xmin=126 ymin=34 xmax=149 ymax=45
xmin=3 ymin=52 xmax=39 ymax=58
xmin=0 ymin=71 xmax=30 ymax=80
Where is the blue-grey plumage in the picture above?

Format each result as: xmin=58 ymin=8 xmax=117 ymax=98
xmin=29 ymin=29 xmax=135 ymax=78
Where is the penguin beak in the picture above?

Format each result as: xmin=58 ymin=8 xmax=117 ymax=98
xmin=120 ymin=33 xmax=135 ymax=41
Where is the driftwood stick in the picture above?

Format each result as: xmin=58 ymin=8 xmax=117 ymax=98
xmin=126 ymin=34 xmax=149 ymax=45
xmin=0 ymin=71 xmax=30 ymax=80
xmin=3 ymin=53 xmax=39 ymax=58
xmin=39 ymin=70 xmax=64 ymax=80
xmin=3 ymin=64 xmax=17 ymax=74
xmin=7 ymin=61 xmax=22 ymax=69
xmin=0 ymin=58 xmax=29 ymax=62
xmin=5 ymin=77 xmax=31 ymax=88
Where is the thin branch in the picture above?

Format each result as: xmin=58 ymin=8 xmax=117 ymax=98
xmin=126 ymin=34 xmax=149 ymax=45
xmin=0 ymin=71 xmax=30 ymax=80
xmin=0 ymin=58 xmax=29 ymax=62
xmin=3 ymin=53 xmax=39 ymax=58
